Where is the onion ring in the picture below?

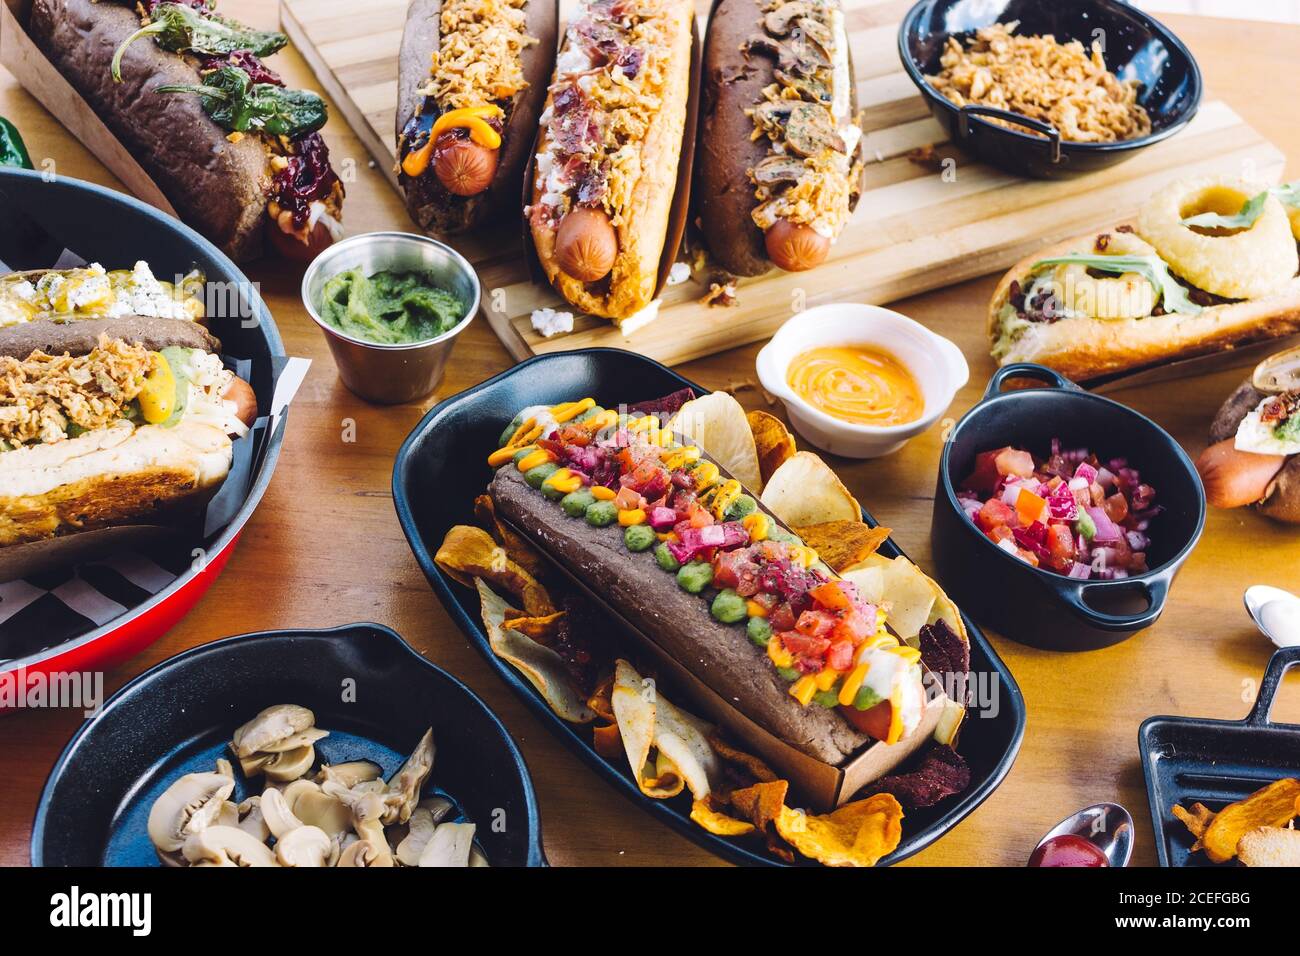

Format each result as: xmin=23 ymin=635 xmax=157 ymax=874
xmin=1049 ymin=231 xmax=1159 ymax=320
xmin=1136 ymin=177 xmax=1298 ymax=300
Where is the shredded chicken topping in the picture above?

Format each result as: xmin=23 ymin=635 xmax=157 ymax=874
xmin=927 ymin=22 xmax=1152 ymax=143
xmin=422 ymin=0 xmax=538 ymax=109
xmin=0 ymin=337 xmax=154 ymax=447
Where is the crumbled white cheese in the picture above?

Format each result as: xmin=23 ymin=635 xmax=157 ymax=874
xmin=618 ymin=298 xmax=661 ymax=336
xmin=1236 ymin=398 xmax=1300 ymax=456
xmin=107 ymin=260 xmax=193 ymax=320
xmin=531 ymin=307 xmax=575 ymax=338
xmin=667 ymin=262 xmax=691 ymax=286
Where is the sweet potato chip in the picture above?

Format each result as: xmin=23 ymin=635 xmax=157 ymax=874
xmin=691 ymin=800 xmax=757 ymax=837
xmin=669 ymin=392 xmax=763 ymax=491
xmin=747 ymin=409 xmax=796 ymax=488
xmin=476 ymin=580 xmax=595 ymax=724
xmin=503 ymin=610 xmax=565 ymax=642
xmin=708 ymin=733 xmax=779 ymax=785
xmin=439 ymin=525 xmax=554 ymax=616
xmin=730 ymin=780 xmax=788 ymax=831
xmin=1202 ymin=778 xmax=1300 ymax=863
xmin=588 ymin=674 xmax=615 ymax=723
xmin=1172 ymin=802 xmax=1215 ymax=848
xmin=775 ymin=794 xmax=904 ymax=867
xmin=794 ymin=521 xmax=892 ymax=574
xmin=761 ymin=452 xmax=861 ymax=526
xmin=474 ymin=494 xmax=546 ymax=578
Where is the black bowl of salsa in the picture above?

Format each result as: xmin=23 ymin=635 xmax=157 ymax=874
xmin=931 ymin=364 xmax=1206 ymax=651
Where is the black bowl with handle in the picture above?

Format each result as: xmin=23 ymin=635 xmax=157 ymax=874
xmin=898 ymin=0 xmax=1203 ymax=178
xmin=932 ymin=364 xmax=1206 ymax=650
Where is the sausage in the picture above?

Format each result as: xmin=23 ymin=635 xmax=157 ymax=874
xmin=433 ymin=138 xmax=499 ymax=197
xmin=223 ymin=376 xmax=259 ymax=428
xmin=1195 ymin=438 xmax=1285 ymax=509
xmin=554 ymin=207 xmax=618 ymax=282
xmin=765 ymin=219 xmax=831 ymax=272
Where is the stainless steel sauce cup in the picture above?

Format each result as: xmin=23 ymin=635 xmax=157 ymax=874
xmin=301 ymin=232 xmax=480 ymax=404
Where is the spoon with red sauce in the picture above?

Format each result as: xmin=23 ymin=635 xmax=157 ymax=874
xmin=1028 ymin=803 xmax=1134 ymax=867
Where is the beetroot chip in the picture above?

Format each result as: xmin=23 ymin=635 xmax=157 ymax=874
xmin=919 ymin=618 xmax=969 ymax=704
xmin=628 ymin=388 xmax=695 ymax=416
xmin=859 ymin=745 xmax=971 ymax=811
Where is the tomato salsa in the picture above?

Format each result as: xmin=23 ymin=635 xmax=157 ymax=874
xmin=957 ymin=439 xmax=1158 ymax=580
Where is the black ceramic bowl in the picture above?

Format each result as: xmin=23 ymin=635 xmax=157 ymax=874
xmin=898 ymin=0 xmax=1203 ymax=178
xmin=933 ymin=364 xmax=1205 ymax=651
xmin=31 ymin=624 xmax=545 ymax=866
xmin=394 ymin=348 xmax=1026 ymax=866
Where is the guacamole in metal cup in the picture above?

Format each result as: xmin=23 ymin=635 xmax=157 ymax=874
xmin=318 ymin=267 xmax=466 ymax=344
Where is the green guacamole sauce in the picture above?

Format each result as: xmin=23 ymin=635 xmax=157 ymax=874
xmin=318 ymin=268 xmax=466 ymax=344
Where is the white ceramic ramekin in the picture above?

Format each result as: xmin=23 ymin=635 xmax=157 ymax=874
xmin=755 ymin=303 xmax=969 ymax=458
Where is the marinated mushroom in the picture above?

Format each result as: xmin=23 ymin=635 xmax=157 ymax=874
xmin=418 ymin=822 xmax=477 ymax=867
xmin=262 ymin=744 xmax=317 ymax=783
xmin=382 ymin=728 xmax=436 ymax=825
xmin=274 ymin=825 xmax=333 ymax=867
xmin=182 ymin=826 xmax=279 ymax=867
xmin=315 ymin=761 xmax=383 ymax=788
xmin=231 ymin=704 xmax=316 ymax=757
xmin=146 ymin=771 xmax=235 ymax=854
xmin=337 ymin=839 xmax=392 ymax=868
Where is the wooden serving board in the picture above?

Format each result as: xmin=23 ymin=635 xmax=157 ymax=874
xmin=281 ymin=0 xmax=1287 ymax=366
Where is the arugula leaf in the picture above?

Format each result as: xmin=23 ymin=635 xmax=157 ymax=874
xmin=1032 ymin=254 xmax=1204 ymax=316
xmin=1179 ymin=180 xmax=1300 ymax=230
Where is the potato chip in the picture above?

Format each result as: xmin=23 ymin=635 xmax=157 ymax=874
xmin=774 ymin=794 xmax=904 ymax=867
xmin=760 ymin=452 xmax=861 ymax=526
xmin=476 ymin=580 xmax=595 ymax=724
xmin=729 ymin=780 xmax=788 ymax=831
xmin=1202 ymin=778 xmax=1300 ymax=863
xmin=879 ymin=556 xmax=938 ymax=642
xmin=438 ymin=525 xmax=554 ymax=616
xmin=747 ymin=409 xmax=796 ymax=488
xmin=841 ymin=564 xmax=885 ymax=605
xmin=794 ymin=521 xmax=892 ymax=574
xmin=474 ymin=494 xmax=546 ymax=578
xmin=691 ymin=800 xmax=757 ymax=837
xmin=669 ymin=392 xmax=763 ymax=491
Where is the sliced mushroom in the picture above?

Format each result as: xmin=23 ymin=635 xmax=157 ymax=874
xmin=395 ymin=807 xmax=437 ymax=866
xmin=744 ymin=33 xmax=829 ymax=77
xmin=337 ymin=839 xmax=393 ymax=868
xmin=258 ymin=727 xmax=329 ymax=754
xmin=259 ymin=786 xmax=305 ymax=839
xmin=752 ymin=101 xmax=844 ymax=157
xmin=469 ymin=845 xmax=490 ymax=867
xmin=322 ymin=781 xmax=394 ymax=867
xmin=293 ymin=788 xmax=351 ymax=838
xmin=230 ymin=704 xmax=316 ymax=757
xmin=280 ymin=778 xmax=321 ymax=808
xmin=764 ymin=1 xmax=810 ymax=35
xmin=147 ymin=771 xmax=235 ymax=853
xmin=216 ymin=800 xmax=240 ymax=828
xmin=236 ymin=796 xmax=270 ymax=842
xmin=774 ymin=68 xmax=831 ymax=106
xmin=1254 ymin=345 xmax=1300 ymax=393
xmin=274 ymin=825 xmax=332 ymax=867
xmin=418 ymin=822 xmax=476 ymax=867
xmin=182 ymin=825 xmax=279 ymax=867
xmin=238 ymin=753 xmax=272 ymax=778
xmin=315 ymin=760 xmax=383 ymax=788
xmin=261 ymin=744 xmax=316 ymax=783
xmin=382 ymin=728 xmax=435 ymax=825
xmin=753 ymin=155 xmax=809 ymax=187
xmin=215 ymin=757 xmax=234 ymax=778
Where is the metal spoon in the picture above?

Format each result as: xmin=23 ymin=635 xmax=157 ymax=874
xmin=1244 ymin=585 xmax=1300 ymax=649
xmin=1030 ymin=802 xmax=1134 ymax=867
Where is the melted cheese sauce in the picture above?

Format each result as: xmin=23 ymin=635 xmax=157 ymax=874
xmin=787 ymin=346 xmax=924 ymax=427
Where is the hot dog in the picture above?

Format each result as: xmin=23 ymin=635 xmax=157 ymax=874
xmin=1197 ymin=364 xmax=1300 ymax=524
xmin=29 ymin=0 xmax=345 ymax=264
xmin=396 ymin=0 xmax=558 ymax=234
xmin=695 ymin=0 xmax=864 ymax=276
xmin=527 ymin=0 xmax=696 ymax=325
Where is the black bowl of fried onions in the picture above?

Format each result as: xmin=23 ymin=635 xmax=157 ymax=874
xmin=898 ymin=0 xmax=1202 ymax=178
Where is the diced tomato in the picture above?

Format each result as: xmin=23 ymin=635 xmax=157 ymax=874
xmin=770 ymin=602 xmax=797 ymax=632
xmin=809 ymin=580 xmax=858 ymax=612
xmin=1045 ymin=523 xmax=1075 ymax=572
xmin=832 ymin=608 xmax=875 ymax=645
xmin=1016 ymin=548 xmax=1040 ymax=568
xmin=614 ymin=486 xmax=644 ymax=511
xmin=826 ymin=640 xmax=855 ymax=671
xmin=961 ymin=450 xmax=1003 ymax=494
xmin=556 ymin=424 xmax=591 ymax=447
xmin=985 ymin=524 xmax=1015 ymax=544
xmin=1015 ymin=488 xmax=1048 ymax=526
xmin=749 ymin=592 xmax=779 ymax=614
xmin=838 ymin=700 xmax=893 ymax=741
xmin=712 ymin=550 xmax=744 ymax=589
xmin=782 ymin=631 xmax=831 ymax=658
xmin=687 ymin=505 xmax=714 ymax=529
xmin=1103 ymin=492 xmax=1129 ymax=524
xmin=794 ymin=610 xmax=836 ymax=638
xmin=995 ymin=447 xmax=1036 ymax=479
xmin=976 ymin=498 xmax=1016 ymax=532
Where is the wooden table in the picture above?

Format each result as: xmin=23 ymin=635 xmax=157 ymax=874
xmin=1 ymin=4 xmax=1298 ymax=867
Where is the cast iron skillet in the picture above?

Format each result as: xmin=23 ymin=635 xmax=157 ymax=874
xmin=31 ymin=624 xmax=545 ymax=866
xmin=933 ymin=363 xmax=1206 ymax=651
xmin=393 ymin=348 xmax=1026 ymax=866
xmin=898 ymin=0 xmax=1202 ymax=178
xmin=1140 ymin=646 xmax=1300 ymax=866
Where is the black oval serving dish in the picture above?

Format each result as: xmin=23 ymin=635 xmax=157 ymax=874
xmin=898 ymin=0 xmax=1202 ymax=178
xmin=394 ymin=348 xmax=1026 ymax=866
xmin=31 ymin=624 xmax=544 ymax=866
xmin=933 ymin=364 xmax=1206 ymax=651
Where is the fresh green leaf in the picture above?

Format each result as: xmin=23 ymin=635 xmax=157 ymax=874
xmin=112 ymin=4 xmax=286 ymax=82
xmin=156 ymin=66 xmax=327 ymax=138
xmin=1178 ymin=180 xmax=1300 ymax=231
xmin=1031 ymin=254 xmax=1204 ymax=316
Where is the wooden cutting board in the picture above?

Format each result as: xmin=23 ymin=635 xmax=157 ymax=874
xmin=280 ymin=0 xmax=1287 ymax=365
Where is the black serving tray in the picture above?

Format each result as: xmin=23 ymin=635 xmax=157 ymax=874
xmin=1140 ymin=646 xmax=1300 ymax=867
xmin=32 ymin=624 xmax=545 ymax=867
xmin=393 ymin=348 xmax=1025 ymax=866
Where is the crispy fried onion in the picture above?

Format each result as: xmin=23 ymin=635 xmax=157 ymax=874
xmin=421 ymin=0 xmax=539 ymax=109
xmin=1137 ymin=177 xmax=1299 ymax=300
xmin=0 ymin=336 xmax=154 ymax=447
